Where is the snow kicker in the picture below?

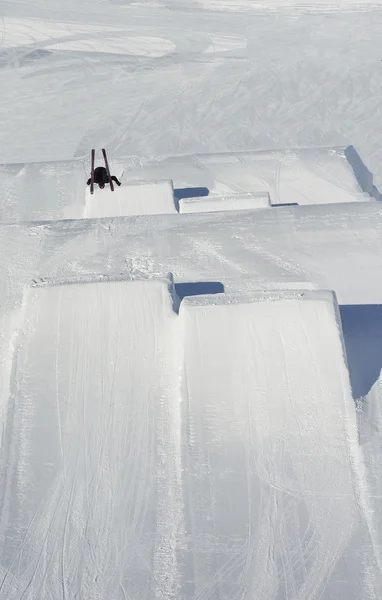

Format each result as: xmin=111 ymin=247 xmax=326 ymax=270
xmin=0 ymin=283 xmax=377 ymax=599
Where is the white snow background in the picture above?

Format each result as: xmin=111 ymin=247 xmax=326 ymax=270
xmin=0 ymin=0 xmax=382 ymax=599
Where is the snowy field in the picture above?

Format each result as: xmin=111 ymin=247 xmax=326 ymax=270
xmin=2 ymin=0 xmax=382 ymax=189
xmin=1 ymin=0 xmax=382 ymax=599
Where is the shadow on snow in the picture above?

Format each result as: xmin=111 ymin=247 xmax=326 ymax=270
xmin=340 ymin=304 xmax=382 ymax=399
xmin=175 ymin=281 xmax=224 ymax=301
xmin=345 ymin=145 xmax=381 ymax=201
xmin=173 ymin=187 xmax=210 ymax=200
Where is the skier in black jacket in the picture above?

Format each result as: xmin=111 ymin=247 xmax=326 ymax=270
xmin=87 ymin=166 xmax=121 ymax=189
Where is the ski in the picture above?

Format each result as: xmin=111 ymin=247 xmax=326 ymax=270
xmin=90 ymin=148 xmax=95 ymax=195
xmin=102 ymin=148 xmax=114 ymax=192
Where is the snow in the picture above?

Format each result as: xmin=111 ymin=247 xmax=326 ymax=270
xmin=3 ymin=200 xmax=382 ymax=600
xmin=84 ymin=179 xmax=177 ymax=218
xmin=198 ymin=0 xmax=382 ymax=12
xmin=0 ymin=278 xmax=182 ymax=600
xmin=180 ymin=290 xmax=378 ymax=599
xmin=179 ymin=191 xmax=271 ymax=213
xmin=1 ymin=0 xmax=382 ymax=598
xmin=0 ymin=147 xmax=373 ymax=223
xmin=0 ymin=275 xmax=380 ymax=598
xmin=3 ymin=4 xmax=382 ymax=183
xmin=1 ymin=200 xmax=380 ymax=304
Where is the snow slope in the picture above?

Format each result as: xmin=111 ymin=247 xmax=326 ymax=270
xmin=2 ymin=0 xmax=382 ymax=598
xmin=1 ymin=200 xmax=379 ymax=305
xmin=0 ymin=278 xmax=183 ymax=600
xmin=3 ymin=2 xmax=382 ymax=192
xmin=180 ymin=290 xmax=380 ymax=599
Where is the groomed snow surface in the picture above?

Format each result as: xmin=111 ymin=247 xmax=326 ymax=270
xmin=84 ymin=180 xmax=177 ymax=218
xmin=0 ymin=150 xmax=381 ymax=600
xmin=2 ymin=1 xmax=382 ymax=599
xmin=0 ymin=280 xmax=379 ymax=600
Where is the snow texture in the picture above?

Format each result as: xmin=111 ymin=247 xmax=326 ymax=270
xmin=1 ymin=0 xmax=382 ymax=598
xmin=0 ymin=279 xmax=380 ymax=599
xmin=84 ymin=180 xmax=177 ymax=218
xmin=180 ymin=290 xmax=379 ymax=599
xmin=0 ymin=147 xmax=372 ymax=223
xmin=0 ymin=279 xmax=182 ymax=600
xmin=1 ymin=200 xmax=380 ymax=304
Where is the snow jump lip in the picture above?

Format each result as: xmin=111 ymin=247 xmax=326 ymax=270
xmin=84 ymin=179 xmax=178 ymax=218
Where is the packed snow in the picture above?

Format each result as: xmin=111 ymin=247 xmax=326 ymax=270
xmin=0 ymin=279 xmax=181 ymax=600
xmin=180 ymin=290 xmax=378 ymax=599
xmin=84 ymin=179 xmax=177 ymax=218
xmin=1 ymin=0 xmax=382 ymax=598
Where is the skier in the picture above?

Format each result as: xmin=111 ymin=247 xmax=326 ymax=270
xmin=87 ymin=166 xmax=121 ymax=190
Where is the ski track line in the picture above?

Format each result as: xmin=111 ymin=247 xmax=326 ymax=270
xmin=275 ymin=325 xmax=329 ymax=599
xmin=243 ymin=324 xmax=278 ymax=600
xmin=54 ymin=287 xmax=64 ymax=471
xmin=280 ymin=304 xmax=355 ymax=599
xmin=182 ymin=307 xmax=254 ymax=600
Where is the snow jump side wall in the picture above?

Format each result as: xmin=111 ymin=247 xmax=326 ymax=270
xmin=179 ymin=289 xmax=369 ymax=600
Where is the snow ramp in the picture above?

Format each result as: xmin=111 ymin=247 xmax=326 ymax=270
xmin=180 ymin=290 xmax=376 ymax=600
xmin=0 ymin=278 xmax=183 ymax=600
xmin=84 ymin=179 xmax=177 ymax=218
